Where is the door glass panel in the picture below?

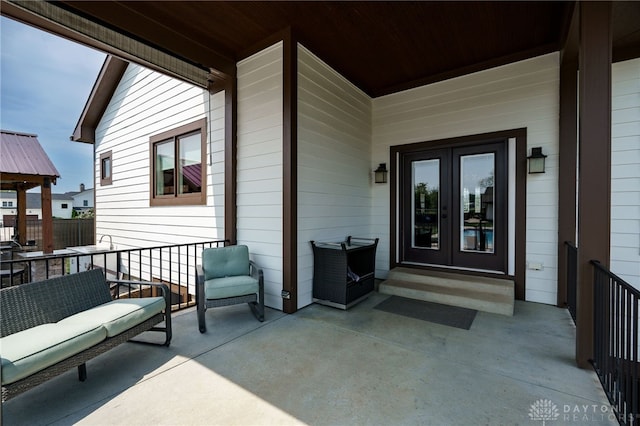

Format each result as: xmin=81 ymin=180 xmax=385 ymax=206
xmin=460 ymin=153 xmax=494 ymax=253
xmin=412 ymin=159 xmax=440 ymax=249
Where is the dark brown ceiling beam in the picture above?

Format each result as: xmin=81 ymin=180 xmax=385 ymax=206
xmin=1 ymin=0 xmax=228 ymax=87
xmin=0 ymin=174 xmax=55 ymax=191
xmin=56 ymin=0 xmax=236 ymax=77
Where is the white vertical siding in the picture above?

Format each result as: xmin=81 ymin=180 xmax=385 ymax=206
xmin=94 ymin=63 xmax=225 ymax=249
xmin=372 ymin=53 xmax=560 ymax=304
xmin=611 ymin=58 xmax=640 ymax=289
xmin=297 ymin=45 xmax=372 ymax=308
xmin=236 ymin=42 xmax=284 ymax=310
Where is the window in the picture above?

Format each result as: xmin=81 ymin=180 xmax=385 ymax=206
xmin=150 ymin=118 xmax=206 ymax=206
xmin=100 ymin=151 xmax=113 ymax=186
xmin=83 ymin=200 xmax=89 ymax=207
xmin=61 ymin=203 xmax=68 ymax=209
xmin=2 ymin=201 xmax=13 ymax=207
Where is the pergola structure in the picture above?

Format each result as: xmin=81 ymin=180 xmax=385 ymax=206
xmin=0 ymin=130 xmax=60 ymax=253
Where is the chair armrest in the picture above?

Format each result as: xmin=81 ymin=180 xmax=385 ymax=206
xmin=196 ymin=265 xmax=205 ymax=286
xmin=249 ymin=261 xmax=264 ymax=284
xmin=249 ymin=261 xmax=264 ymax=318
xmin=196 ymin=264 xmax=205 ymax=309
xmin=108 ymin=279 xmax=169 ymax=300
xmin=106 ymin=279 xmax=172 ymax=345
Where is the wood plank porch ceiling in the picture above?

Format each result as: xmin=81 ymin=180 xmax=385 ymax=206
xmin=58 ymin=1 xmax=638 ymax=97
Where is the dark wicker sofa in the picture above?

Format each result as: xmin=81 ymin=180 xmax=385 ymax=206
xmin=0 ymin=268 xmax=172 ymax=403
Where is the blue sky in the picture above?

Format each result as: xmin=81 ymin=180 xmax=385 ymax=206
xmin=1 ymin=16 xmax=106 ymax=194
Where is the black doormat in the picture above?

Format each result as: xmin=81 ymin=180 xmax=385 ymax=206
xmin=374 ymin=296 xmax=477 ymax=330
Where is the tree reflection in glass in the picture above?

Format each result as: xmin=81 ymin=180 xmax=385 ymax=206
xmin=460 ymin=153 xmax=494 ymax=253
xmin=412 ymin=159 xmax=440 ymax=249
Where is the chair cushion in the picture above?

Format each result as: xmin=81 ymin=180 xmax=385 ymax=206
xmin=204 ymin=275 xmax=259 ymax=300
xmin=0 ymin=322 xmax=107 ymax=385
xmin=57 ymin=297 xmax=166 ymax=338
xmin=202 ymin=245 xmax=250 ymax=279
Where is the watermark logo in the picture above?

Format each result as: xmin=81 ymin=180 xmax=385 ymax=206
xmin=528 ymin=398 xmax=636 ymax=423
xmin=529 ymin=399 xmax=560 ymax=425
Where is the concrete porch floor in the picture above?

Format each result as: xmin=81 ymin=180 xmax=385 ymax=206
xmin=2 ymin=292 xmax=615 ymax=426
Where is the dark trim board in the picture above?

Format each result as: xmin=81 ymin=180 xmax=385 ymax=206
xmin=557 ymin=2 xmax=579 ymax=309
xmin=575 ymin=1 xmax=612 ymax=369
xmin=390 ymin=128 xmax=527 ymax=300
xmin=224 ymin=76 xmax=237 ymax=245
xmin=282 ymin=29 xmax=298 ymax=314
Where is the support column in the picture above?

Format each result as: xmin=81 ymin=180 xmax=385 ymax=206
xmin=41 ymin=178 xmax=54 ymax=254
xmin=576 ymin=1 xmax=612 ymax=368
xmin=16 ymin=185 xmax=27 ymax=245
xmin=282 ymin=30 xmax=298 ymax=313
xmin=223 ymin=75 xmax=238 ymax=245
xmin=557 ymin=4 xmax=579 ymax=308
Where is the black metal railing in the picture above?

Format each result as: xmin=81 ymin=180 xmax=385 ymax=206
xmin=566 ymin=241 xmax=578 ymax=323
xmin=591 ymin=260 xmax=639 ymax=426
xmin=0 ymin=239 xmax=228 ymax=311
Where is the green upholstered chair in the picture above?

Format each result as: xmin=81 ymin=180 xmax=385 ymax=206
xmin=196 ymin=245 xmax=264 ymax=333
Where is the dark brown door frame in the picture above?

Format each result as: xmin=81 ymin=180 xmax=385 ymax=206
xmin=400 ymin=143 xmax=508 ymax=272
xmin=390 ymin=129 xmax=527 ymax=300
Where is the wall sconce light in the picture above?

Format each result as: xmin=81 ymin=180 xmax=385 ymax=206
xmin=527 ymin=147 xmax=547 ymax=174
xmin=374 ymin=163 xmax=388 ymax=183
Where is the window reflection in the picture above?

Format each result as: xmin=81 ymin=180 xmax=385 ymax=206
xmin=460 ymin=153 xmax=494 ymax=253
xmin=413 ymin=159 xmax=439 ymax=249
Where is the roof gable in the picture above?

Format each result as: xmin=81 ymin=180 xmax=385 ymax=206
xmin=71 ymin=56 xmax=128 ymax=144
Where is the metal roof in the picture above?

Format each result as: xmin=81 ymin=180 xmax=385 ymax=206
xmin=0 ymin=130 xmax=60 ymax=190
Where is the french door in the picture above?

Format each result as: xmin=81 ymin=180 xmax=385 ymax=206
xmin=401 ymin=142 xmax=507 ymax=272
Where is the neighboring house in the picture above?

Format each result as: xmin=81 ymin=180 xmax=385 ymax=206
xmin=0 ymin=191 xmax=75 ymax=220
xmin=65 ymin=184 xmax=95 ymax=214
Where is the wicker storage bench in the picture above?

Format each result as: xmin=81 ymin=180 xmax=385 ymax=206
xmin=0 ymin=268 xmax=172 ymax=403
xmin=311 ymin=236 xmax=378 ymax=309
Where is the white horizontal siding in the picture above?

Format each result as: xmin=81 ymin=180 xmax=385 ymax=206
xmin=372 ymin=53 xmax=560 ymax=304
xmin=297 ymin=45 xmax=372 ymax=308
xmin=611 ymin=58 xmax=640 ymax=289
xmin=237 ymin=42 xmax=284 ymax=310
xmin=94 ymin=63 xmax=225 ymax=252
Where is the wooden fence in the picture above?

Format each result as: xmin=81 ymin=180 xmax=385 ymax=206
xmin=1 ymin=218 xmax=94 ymax=249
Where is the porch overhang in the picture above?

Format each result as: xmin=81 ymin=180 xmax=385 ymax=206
xmin=0 ymin=1 xmax=571 ymax=98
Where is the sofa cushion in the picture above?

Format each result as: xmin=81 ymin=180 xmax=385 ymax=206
xmin=204 ymin=275 xmax=259 ymax=300
xmin=0 ymin=322 xmax=107 ymax=385
xmin=57 ymin=297 xmax=166 ymax=338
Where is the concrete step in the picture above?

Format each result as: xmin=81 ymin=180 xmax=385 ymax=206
xmin=379 ymin=267 xmax=514 ymax=316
